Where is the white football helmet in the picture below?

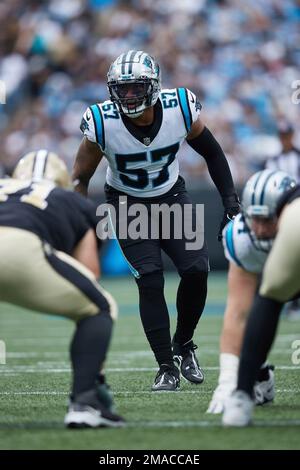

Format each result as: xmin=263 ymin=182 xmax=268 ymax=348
xmin=242 ymin=169 xmax=296 ymax=219
xmin=13 ymin=149 xmax=71 ymax=189
xmin=107 ymin=50 xmax=161 ymax=118
xmin=242 ymin=169 xmax=296 ymax=250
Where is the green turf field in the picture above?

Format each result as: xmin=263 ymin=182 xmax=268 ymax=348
xmin=0 ymin=272 xmax=299 ymax=450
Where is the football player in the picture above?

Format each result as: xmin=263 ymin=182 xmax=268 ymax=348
xmin=223 ymin=179 xmax=300 ymax=426
xmin=0 ymin=149 xmax=124 ymax=428
xmin=73 ymin=50 xmax=240 ymax=391
xmin=207 ymin=169 xmax=296 ymax=414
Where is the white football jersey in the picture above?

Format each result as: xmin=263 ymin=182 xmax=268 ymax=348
xmin=80 ymin=88 xmax=201 ymax=197
xmin=222 ymin=213 xmax=269 ymax=274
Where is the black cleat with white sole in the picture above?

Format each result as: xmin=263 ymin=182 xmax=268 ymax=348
xmin=152 ymin=364 xmax=180 ymax=391
xmin=254 ymin=364 xmax=275 ymax=405
xmin=64 ymin=385 xmax=125 ymax=428
xmin=173 ymin=340 xmax=204 ymax=384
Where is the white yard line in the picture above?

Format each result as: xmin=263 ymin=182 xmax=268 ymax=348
xmin=0 ymin=389 xmax=299 ymax=396
xmin=127 ymin=420 xmax=300 ymax=428
xmin=1 ymin=418 xmax=298 ymax=428
xmin=1 ymin=365 xmax=300 ymax=374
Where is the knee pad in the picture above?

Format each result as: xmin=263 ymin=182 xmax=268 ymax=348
xmin=179 ymin=258 xmax=209 ymax=277
xmin=136 ymin=271 xmax=165 ymax=295
xmin=180 ymin=269 xmax=208 ymax=284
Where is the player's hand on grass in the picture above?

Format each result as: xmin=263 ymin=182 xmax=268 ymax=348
xmin=206 ymin=382 xmax=236 ymax=414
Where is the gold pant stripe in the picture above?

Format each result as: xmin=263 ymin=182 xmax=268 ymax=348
xmin=0 ymin=227 xmax=117 ymax=321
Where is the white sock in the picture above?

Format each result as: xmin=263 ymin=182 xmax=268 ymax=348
xmin=218 ymin=353 xmax=239 ymax=387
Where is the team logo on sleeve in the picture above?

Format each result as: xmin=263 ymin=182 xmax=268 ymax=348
xmin=80 ymin=117 xmax=89 ymax=133
xmin=195 ymin=98 xmax=202 ymax=112
xmin=189 ymin=91 xmax=202 ymax=111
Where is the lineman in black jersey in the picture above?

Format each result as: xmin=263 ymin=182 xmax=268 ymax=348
xmin=73 ymin=50 xmax=240 ymax=391
xmin=0 ymin=150 xmax=124 ymax=428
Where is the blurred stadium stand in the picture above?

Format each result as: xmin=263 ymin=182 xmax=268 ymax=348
xmin=1 ymin=0 xmax=299 ymax=269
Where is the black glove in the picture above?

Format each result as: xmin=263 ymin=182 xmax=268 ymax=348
xmin=218 ymin=193 xmax=241 ymax=241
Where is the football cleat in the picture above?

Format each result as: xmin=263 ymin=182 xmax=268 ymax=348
xmin=254 ymin=364 xmax=275 ymax=405
xmin=173 ymin=340 xmax=204 ymax=384
xmin=64 ymin=385 xmax=125 ymax=428
xmin=151 ymin=364 xmax=180 ymax=392
xmin=222 ymin=390 xmax=254 ymax=427
xmin=206 ymin=382 xmax=236 ymax=414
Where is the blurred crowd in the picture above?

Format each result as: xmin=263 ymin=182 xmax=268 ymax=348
xmin=0 ymin=0 xmax=300 ymax=190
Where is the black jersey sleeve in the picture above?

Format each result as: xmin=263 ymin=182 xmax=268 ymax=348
xmin=59 ymin=190 xmax=100 ymax=247
xmin=45 ymin=188 xmax=100 ymax=253
xmin=0 ymin=182 xmax=100 ymax=254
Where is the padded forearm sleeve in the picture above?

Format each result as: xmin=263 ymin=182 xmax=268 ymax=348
xmin=187 ymin=127 xmax=236 ymax=201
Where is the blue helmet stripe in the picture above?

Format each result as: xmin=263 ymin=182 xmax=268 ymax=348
xmin=251 ymin=171 xmax=263 ymax=205
xmin=177 ymin=88 xmax=192 ymax=133
xmin=119 ymin=53 xmax=126 ymax=75
xmin=225 ymin=221 xmax=243 ymax=268
xmin=259 ymin=171 xmax=277 ymax=205
xmin=90 ymin=104 xmax=105 ymax=150
xmin=127 ymin=50 xmax=136 ymax=75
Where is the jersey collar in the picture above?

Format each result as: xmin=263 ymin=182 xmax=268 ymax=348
xmin=121 ymin=99 xmax=163 ymax=146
